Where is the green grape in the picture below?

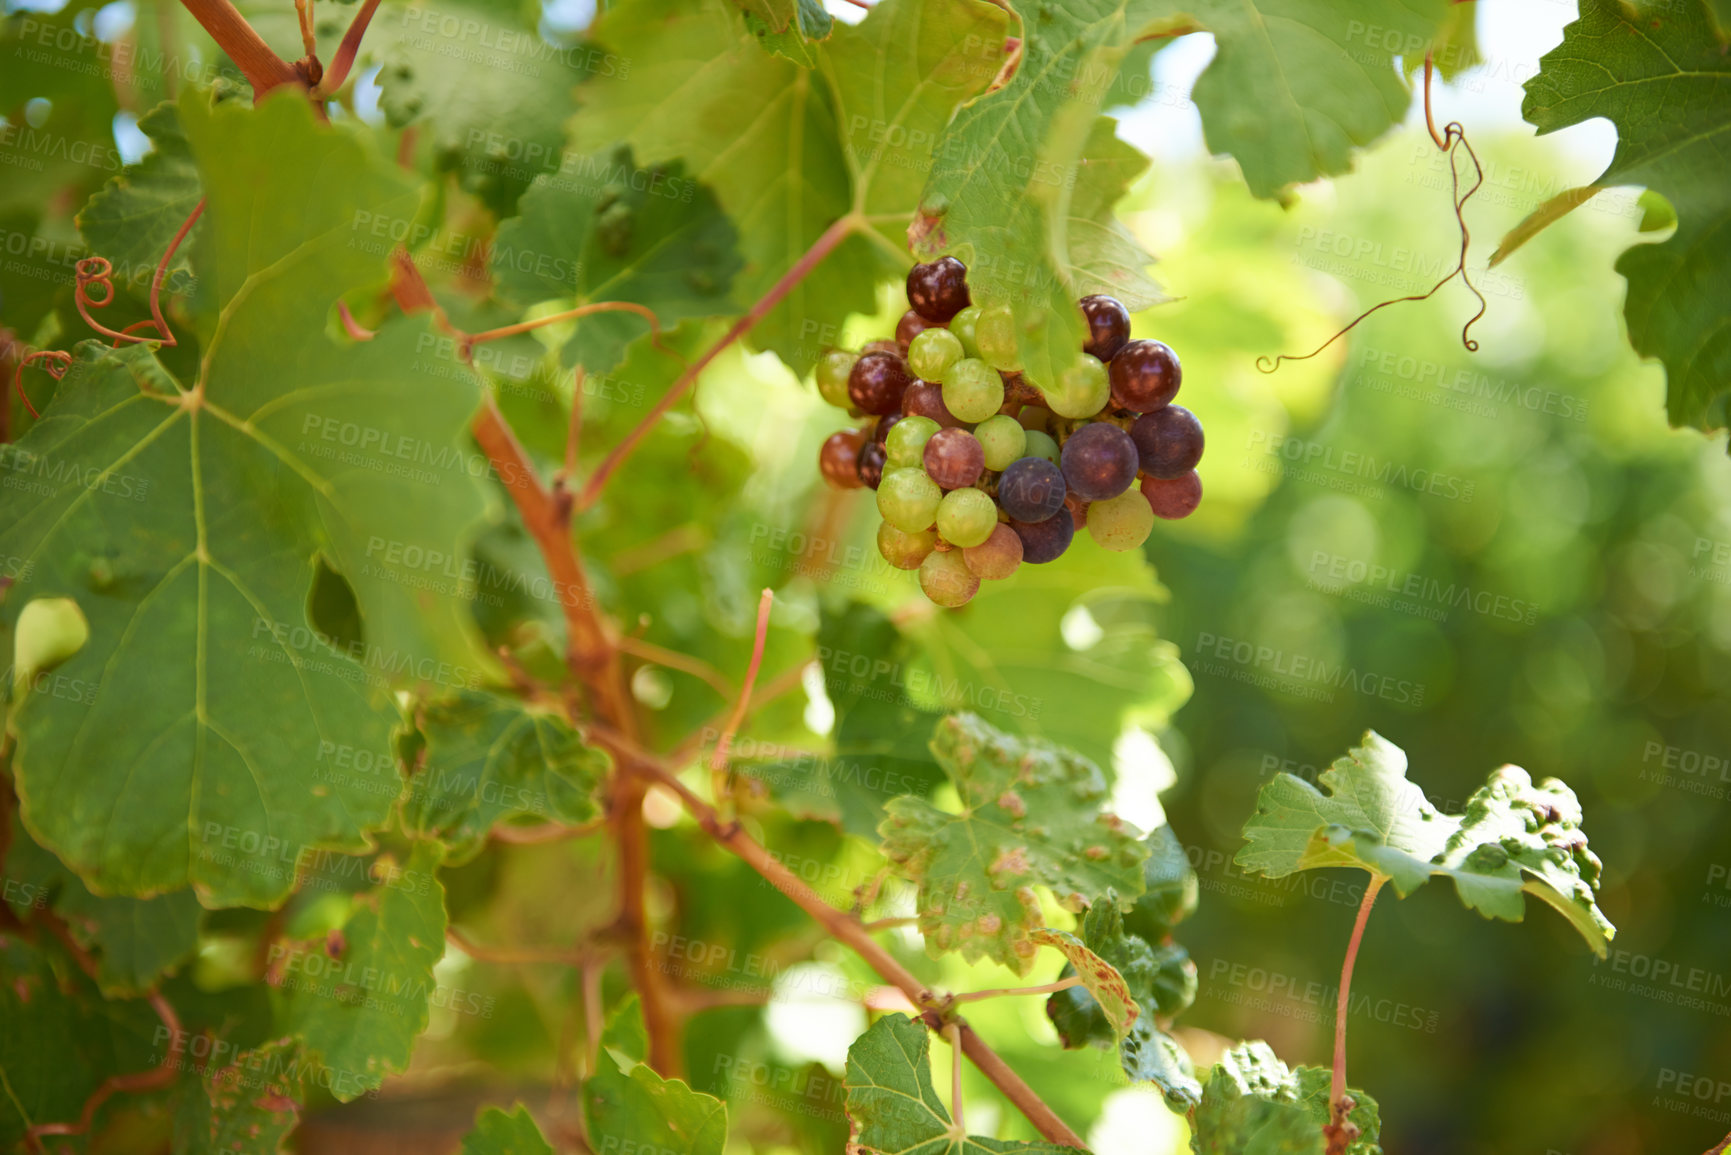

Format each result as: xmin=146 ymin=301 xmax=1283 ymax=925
xmin=974 ymin=304 xmax=1021 ymax=372
xmin=877 ymin=467 xmax=942 ymax=533
xmin=1023 ymin=429 xmax=1060 ymax=464
xmin=908 ymin=328 xmax=964 ymax=382
xmin=974 ymin=414 xmax=1027 ymax=472
xmin=949 ymin=304 xmax=984 ymax=358
xmin=816 ymin=348 xmax=856 ymax=409
xmin=886 ymin=415 xmax=941 ymax=469
xmin=919 ymin=548 xmax=979 ymax=608
xmin=1045 ymin=352 xmax=1110 ymax=418
xmin=878 ymin=522 xmax=937 ymax=570
xmin=935 ymin=487 xmax=997 ymax=548
xmin=940 ymin=358 xmax=1005 ymax=424
xmin=1088 ymin=489 xmax=1155 ymax=551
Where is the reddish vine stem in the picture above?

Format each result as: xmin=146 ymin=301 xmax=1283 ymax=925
xmin=577 ymin=212 xmax=864 ymax=512
xmin=22 ymin=918 xmax=183 ymax=1152
xmin=709 ymin=588 xmax=774 ymax=773
xmin=1325 ymin=875 xmax=1384 ymax=1154
xmin=593 ymin=730 xmax=1088 ymax=1149
xmin=176 ymin=0 xmax=302 ymax=93
xmin=314 ymin=0 xmax=383 ymax=96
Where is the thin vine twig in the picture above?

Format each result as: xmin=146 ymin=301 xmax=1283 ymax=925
xmin=1258 ymin=53 xmax=1485 ymax=373
xmin=949 ymin=976 xmax=1082 ymax=1004
xmin=710 ymin=588 xmax=775 ymax=773
xmin=592 ymin=728 xmax=1089 ymax=1149
xmin=1324 ymin=875 xmax=1384 ymax=1155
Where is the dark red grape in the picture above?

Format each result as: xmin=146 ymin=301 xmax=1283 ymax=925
xmin=857 ymin=441 xmax=888 ymax=489
xmin=1142 ymin=470 xmax=1201 ymax=519
xmin=1130 ymin=405 xmax=1204 ymax=479
xmin=906 ymin=257 xmax=971 ymax=322
xmin=862 ymin=338 xmax=901 ymax=357
xmin=1080 ymin=294 xmax=1131 ymax=362
xmin=896 ymin=309 xmax=944 ymax=351
xmin=1108 ymin=339 xmax=1181 ymax=412
xmin=902 ymin=380 xmax=966 ymax=428
xmin=923 ymin=428 xmax=984 ymax=490
xmin=874 ymin=413 xmax=903 ymax=444
xmin=1064 ymin=491 xmax=1089 ymax=530
xmin=1011 ymin=507 xmax=1074 ymax=564
xmin=998 ymin=457 xmax=1066 ymax=523
xmin=819 ymin=429 xmax=866 ymax=489
xmin=1060 ymin=421 xmax=1139 ymax=501
xmin=849 ymin=351 xmax=912 ymax=416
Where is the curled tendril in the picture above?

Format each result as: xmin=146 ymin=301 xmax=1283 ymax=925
xmin=12 ymin=350 xmax=73 ymax=419
xmin=1258 ymin=55 xmax=1486 ymax=374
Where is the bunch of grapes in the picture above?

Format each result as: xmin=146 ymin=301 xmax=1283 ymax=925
xmin=814 ymin=257 xmax=1205 ymax=607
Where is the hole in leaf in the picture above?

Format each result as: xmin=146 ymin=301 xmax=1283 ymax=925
xmin=308 ymin=556 xmax=363 ymax=653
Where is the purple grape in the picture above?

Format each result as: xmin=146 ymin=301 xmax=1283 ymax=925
xmin=906 ymin=257 xmax=971 ymax=322
xmin=1060 ymin=422 xmax=1139 ymax=501
xmin=1130 ymin=405 xmax=1204 ymax=479
xmin=1108 ymin=339 xmax=1181 ymax=412
xmin=849 ymin=351 xmax=911 ymax=416
xmin=1011 ymin=508 xmax=1074 ymax=564
xmin=1080 ymin=295 xmax=1131 ymax=362
xmin=923 ymin=428 xmax=984 ymax=490
xmin=857 ymin=441 xmax=888 ymax=489
xmin=1142 ymin=471 xmax=1201 ymax=519
xmin=874 ymin=413 xmax=903 ymax=444
xmin=998 ymin=457 xmax=1067 ymax=523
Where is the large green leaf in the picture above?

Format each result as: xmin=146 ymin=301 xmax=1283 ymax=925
xmin=3 ymin=815 xmax=201 ymax=995
xmin=880 ymin=713 xmax=1147 ymax=974
xmin=1518 ymin=0 xmax=1731 ymax=439
xmin=0 ymin=88 xmax=492 ymax=908
xmin=400 ymin=689 xmax=609 ymax=863
xmin=1236 ymin=732 xmax=1616 ymax=956
xmin=491 ymin=146 xmax=742 ymax=372
xmin=271 ymin=841 xmax=447 ymax=1100
xmin=844 ymin=1014 xmax=1074 ymax=1155
xmin=584 ymin=1047 xmax=729 ymax=1155
xmin=458 ymin=1104 xmax=555 ymax=1155
xmin=173 ymin=1038 xmax=302 ymax=1155
xmin=77 ymin=101 xmax=202 ymax=297
xmin=1152 ymin=0 xmax=1451 ymax=200
xmin=1190 ymin=1042 xmax=1380 ymax=1155
xmin=573 ymin=0 xmax=1005 ymax=373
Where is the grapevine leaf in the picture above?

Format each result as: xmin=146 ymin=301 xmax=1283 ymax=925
xmin=270 ymin=841 xmax=447 ymax=1100
xmin=1154 ymin=0 xmax=1451 ymax=201
xmin=1487 ymin=185 xmax=1603 ymax=268
xmin=740 ymin=0 xmax=835 ymax=67
xmin=1123 ymin=824 xmax=1200 ymax=942
xmin=1029 ymin=926 xmax=1138 ymax=1036
xmin=601 ymin=994 xmax=649 ymax=1064
xmin=1236 ymin=732 xmax=1615 ymax=956
xmin=1190 ymin=1042 xmax=1380 ymax=1155
xmin=1043 ymin=892 xmax=1199 ymax=1108
xmin=573 ymin=0 xmax=1005 ymax=373
xmin=173 ymin=1037 xmax=301 ymax=1155
xmin=491 ymin=146 xmax=743 ymax=372
xmin=880 ymin=713 xmax=1147 ymax=974
xmin=1519 ymin=0 xmax=1731 ymax=439
xmin=458 ymin=1104 xmax=555 ymax=1155
xmin=584 ymin=1047 xmax=729 ymax=1155
xmin=77 ymin=101 xmax=202 ymax=297
xmin=844 ymin=1014 xmax=1075 ymax=1155
xmin=0 ymin=88 xmax=492 ymax=908
xmin=754 ymin=601 xmax=943 ymax=838
xmin=0 ymin=934 xmax=162 ymax=1150
xmin=400 ymin=689 xmax=610 ymax=864
xmin=3 ymin=815 xmax=201 ymax=996
xmin=373 ymin=0 xmax=586 ymax=214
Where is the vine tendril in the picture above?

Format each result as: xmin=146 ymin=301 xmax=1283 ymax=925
xmin=1258 ymin=53 xmax=1485 ymax=374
